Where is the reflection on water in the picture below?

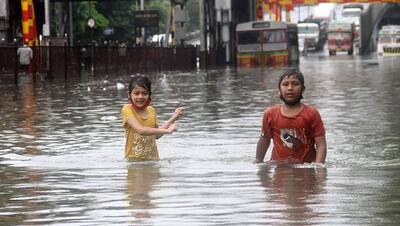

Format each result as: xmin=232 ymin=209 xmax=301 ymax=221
xmin=258 ymin=164 xmax=327 ymax=224
xmin=0 ymin=165 xmax=43 ymax=225
xmin=126 ymin=163 xmax=160 ymax=223
xmin=1 ymin=56 xmax=400 ymax=224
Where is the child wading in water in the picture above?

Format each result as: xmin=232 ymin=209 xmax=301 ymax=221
xmin=122 ymin=76 xmax=184 ymax=161
xmin=255 ymin=69 xmax=327 ymax=164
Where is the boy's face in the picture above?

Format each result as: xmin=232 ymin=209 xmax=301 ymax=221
xmin=279 ymin=75 xmax=304 ymax=106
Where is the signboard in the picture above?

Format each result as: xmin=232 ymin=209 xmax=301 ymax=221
xmin=172 ymin=0 xmax=188 ymax=4
xmin=133 ymin=10 xmax=159 ymax=28
xmin=253 ymin=21 xmax=270 ymax=29
xmin=43 ymin=24 xmax=50 ymax=36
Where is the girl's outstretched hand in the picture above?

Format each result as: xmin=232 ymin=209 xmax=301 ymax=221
xmin=168 ymin=123 xmax=178 ymax=133
xmin=174 ymin=107 xmax=185 ymax=119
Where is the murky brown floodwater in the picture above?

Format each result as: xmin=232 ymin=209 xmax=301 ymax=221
xmin=1 ymin=54 xmax=400 ymax=225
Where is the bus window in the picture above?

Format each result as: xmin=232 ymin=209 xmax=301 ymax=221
xmin=263 ymin=30 xmax=286 ymax=43
xmin=238 ymin=31 xmax=260 ymax=45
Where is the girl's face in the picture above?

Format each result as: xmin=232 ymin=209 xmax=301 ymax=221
xmin=129 ymin=84 xmax=150 ymax=108
xmin=279 ymin=75 xmax=304 ymax=106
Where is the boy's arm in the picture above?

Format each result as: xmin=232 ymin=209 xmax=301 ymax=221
xmin=314 ymin=135 xmax=327 ymax=163
xmin=255 ymin=135 xmax=271 ymax=163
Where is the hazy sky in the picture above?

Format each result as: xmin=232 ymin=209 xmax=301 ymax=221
xmin=289 ymin=3 xmax=336 ymax=22
xmin=313 ymin=3 xmax=336 ymax=17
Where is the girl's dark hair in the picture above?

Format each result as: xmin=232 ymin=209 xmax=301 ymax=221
xmin=128 ymin=76 xmax=152 ymax=100
xmin=278 ymin=68 xmax=305 ymax=88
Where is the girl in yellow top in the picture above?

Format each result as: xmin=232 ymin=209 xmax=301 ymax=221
xmin=121 ymin=76 xmax=184 ymax=161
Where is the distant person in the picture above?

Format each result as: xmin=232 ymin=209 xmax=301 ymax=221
xmin=255 ymin=69 xmax=327 ymax=164
xmin=121 ymin=76 xmax=185 ymax=161
xmin=17 ymin=43 xmax=33 ymax=75
xmin=81 ymin=47 xmax=91 ymax=71
xmin=118 ymin=42 xmax=127 ymax=57
xmin=303 ymin=39 xmax=308 ymax=56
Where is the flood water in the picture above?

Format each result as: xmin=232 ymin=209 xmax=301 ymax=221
xmin=1 ymin=54 xmax=400 ymax=225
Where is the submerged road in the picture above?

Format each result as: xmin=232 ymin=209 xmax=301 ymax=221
xmin=0 ymin=53 xmax=399 ymax=225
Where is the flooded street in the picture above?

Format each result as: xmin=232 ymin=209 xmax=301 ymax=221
xmin=1 ymin=54 xmax=400 ymax=225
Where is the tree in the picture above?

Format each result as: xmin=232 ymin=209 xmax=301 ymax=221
xmin=73 ymin=2 xmax=109 ymax=45
xmin=71 ymin=0 xmax=199 ymax=45
xmin=184 ymin=0 xmax=199 ymax=33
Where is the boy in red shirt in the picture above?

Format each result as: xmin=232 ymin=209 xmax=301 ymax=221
xmin=255 ymin=69 xmax=327 ymax=164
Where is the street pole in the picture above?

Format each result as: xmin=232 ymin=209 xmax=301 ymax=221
xmin=43 ymin=0 xmax=50 ymax=45
xmin=68 ymin=2 xmax=73 ymax=46
xmin=199 ymin=0 xmax=207 ymax=68
xmin=140 ymin=0 xmax=145 ymax=41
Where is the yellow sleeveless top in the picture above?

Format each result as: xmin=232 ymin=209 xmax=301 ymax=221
xmin=121 ymin=104 xmax=159 ymax=161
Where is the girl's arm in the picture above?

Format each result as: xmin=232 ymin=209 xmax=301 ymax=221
xmin=159 ymin=107 xmax=185 ymax=129
xmin=314 ymin=135 xmax=327 ymax=164
xmin=156 ymin=107 xmax=185 ymax=139
xmin=126 ymin=116 xmax=176 ymax=136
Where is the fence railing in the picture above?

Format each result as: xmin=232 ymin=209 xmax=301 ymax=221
xmin=0 ymin=44 xmax=198 ymax=82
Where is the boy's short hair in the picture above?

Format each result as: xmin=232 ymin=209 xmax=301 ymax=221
xmin=278 ymin=68 xmax=305 ymax=88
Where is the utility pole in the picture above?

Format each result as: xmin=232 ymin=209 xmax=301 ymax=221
xmin=43 ymin=0 xmax=50 ymax=45
xmin=68 ymin=1 xmax=73 ymax=46
xmin=216 ymin=0 xmax=231 ymax=64
xmin=140 ymin=0 xmax=145 ymax=41
xmin=199 ymin=0 xmax=207 ymax=68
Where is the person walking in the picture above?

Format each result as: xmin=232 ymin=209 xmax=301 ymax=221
xmin=17 ymin=43 xmax=33 ymax=76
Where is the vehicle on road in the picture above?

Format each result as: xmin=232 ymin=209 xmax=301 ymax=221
xmin=298 ymin=23 xmax=320 ymax=53
xmin=341 ymin=4 xmax=365 ymax=52
xmin=327 ymin=20 xmax=355 ymax=55
xmin=235 ymin=20 xmax=299 ymax=67
xmin=377 ymin=25 xmax=400 ymax=57
xmin=297 ymin=17 xmax=328 ymax=53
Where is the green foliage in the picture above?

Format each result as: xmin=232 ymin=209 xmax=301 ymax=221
xmin=73 ymin=2 xmax=110 ymax=44
xmin=145 ymin=0 xmax=171 ymax=34
xmin=185 ymin=0 xmax=199 ymax=32
xmin=72 ymin=0 xmax=199 ymax=45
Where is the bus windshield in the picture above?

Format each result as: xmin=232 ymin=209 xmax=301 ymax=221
xmin=237 ymin=29 xmax=286 ymax=45
xmin=328 ymin=32 xmax=351 ymax=39
xmin=298 ymin=26 xmax=319 ymax=34
xmin=342 ymin=8 xmax=362 ymax=18
xmin=263 ymin=30 xmax=286 ymax=43
xmin=238 ymin=31 xmax=259 ymax=45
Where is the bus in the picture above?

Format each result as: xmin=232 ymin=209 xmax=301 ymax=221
xmin=235 ymin=21 xmax=299 ymax=67
xmin=377 ymin=25 xmax=400 ymax=57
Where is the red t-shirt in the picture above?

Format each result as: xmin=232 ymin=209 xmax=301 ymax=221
xmin=262 ymin=104 xmax=325 ymax=163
